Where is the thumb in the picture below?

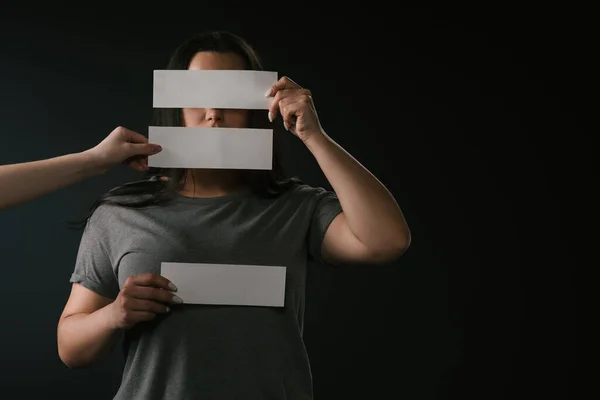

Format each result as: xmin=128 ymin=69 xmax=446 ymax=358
xmin=128 ymin=143 xmax=162 ymax=156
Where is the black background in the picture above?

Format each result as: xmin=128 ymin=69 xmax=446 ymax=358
xmin=0 ymin=4 xmax=581 ymax=399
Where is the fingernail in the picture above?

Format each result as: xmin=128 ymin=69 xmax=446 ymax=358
xmin=283 ymin=121 xmax=289 ymax=131
xmin=172 ymin=295 xmax=183 ymax=304
xmin=268 ymin=112 xmax=273 ymax=122
xmin=166 ymin=306 xmax=170 ymax=312
xmin=265 ymin=88 xmax=273 ymax=97
xmin=168 ymin=282 xmax=178 ymax=291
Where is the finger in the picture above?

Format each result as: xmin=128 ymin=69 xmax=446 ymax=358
xmin=129 ymin=286 xmax=181 ymax=304
xmin=280 ymin=101 xmax=306 ymax=131
xmin=265 ymin=76 xmax=302 ymax=98
xmin=278 ymin=90 xmax=312 ymax=110
xmin=268 ymin=89 xmax=311 ymax=122
xmin=126 ymin=157 xmax=148 ymax=171
xmin=128 ymin=273 xmax=177 ymax=291
xmin=127 ymin=143 xmax=162 ymax=157
xmin=117 ymin=127 xmax=148 ymax=144
xmin=129 ymin=298 xmax=171 ymax=313
xmin=268 ymin=90 xmax=285 ymax=122
xmin=130 ymin=311 xmax=158 ymax=323
xmin=129 ymin=157 xmax=147 ymax=171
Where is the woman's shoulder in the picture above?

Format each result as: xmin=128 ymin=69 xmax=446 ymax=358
xmin=279 ymin=182 xmax=338 ymax=205
xmin=86 ymin=200 xmax=132 ymax=227
xmin=86 ymin=193 xmax=161 ymax=226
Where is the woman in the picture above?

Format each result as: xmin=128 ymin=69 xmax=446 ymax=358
xmin=57 ymin=31 xmax=410 ymax=399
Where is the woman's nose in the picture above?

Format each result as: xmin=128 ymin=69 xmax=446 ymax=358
xmin=205 ymin=108 xmax=224 ymax=124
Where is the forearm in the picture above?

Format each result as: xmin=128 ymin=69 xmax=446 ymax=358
xmin=305 ymin=132 xmax=410 ymax=252
xmin=57 ymin=304 xmax=121 ymax=368
xmin=0 ymin=151 xmax=101 ymax=210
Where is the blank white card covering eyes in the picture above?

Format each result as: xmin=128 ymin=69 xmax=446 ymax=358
xmin=153 ymin=70 xmax=278 ymax=109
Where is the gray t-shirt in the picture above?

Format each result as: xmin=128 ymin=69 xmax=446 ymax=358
xmin=69 ymin=183 xmax=342 ymax=400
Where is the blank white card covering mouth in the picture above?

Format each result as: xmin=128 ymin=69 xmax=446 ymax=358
xmin=147 ymin=126 xmax=273 ymax=170
xmin=148 ymin=69 xmax=278 ymax=169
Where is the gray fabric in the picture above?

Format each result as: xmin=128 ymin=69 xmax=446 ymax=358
xmin=69 ymin=183 xmax=342 ymax=400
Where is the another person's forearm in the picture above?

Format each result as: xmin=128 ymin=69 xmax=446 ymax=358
xmin=0 ymin=151 xmax=101 ymax=210
xmin=57 ymin=303 xmax=121 ymax=368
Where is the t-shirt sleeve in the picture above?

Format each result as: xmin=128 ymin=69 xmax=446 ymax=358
xmin=69 ymin=207 xmax=120 ymax=299
xmin=307 ymin=187 xmax=343 ymax=264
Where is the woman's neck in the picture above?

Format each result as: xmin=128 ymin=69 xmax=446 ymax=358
xmin=178 ymin=169 xmax=245 ymax=198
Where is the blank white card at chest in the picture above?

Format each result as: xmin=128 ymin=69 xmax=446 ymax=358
xmin=160 ymin=262 xmax=286 ymax=307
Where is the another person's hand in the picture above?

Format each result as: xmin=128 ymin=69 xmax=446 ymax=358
xmin=108 ymin=273 xmax=182 ymax=330
xmin=86 ymin=126 xmax=162 ymax=174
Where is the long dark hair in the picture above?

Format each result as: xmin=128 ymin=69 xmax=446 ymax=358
xmin=73 ymin=31 xmax=300 ymax=227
